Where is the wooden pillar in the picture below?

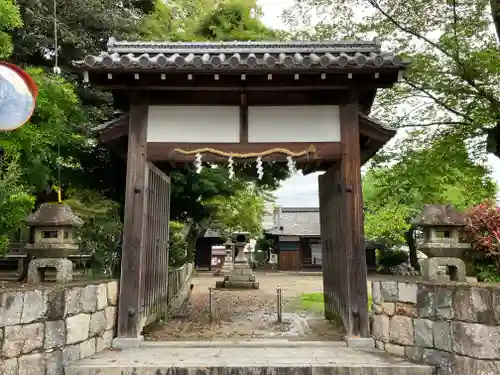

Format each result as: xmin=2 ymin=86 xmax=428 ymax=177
xmin=239 ymin=92 xmax=249 ymax=143
xmin=117 ymin=92 xmax=150 ymax=338
xmin=339 ymin=98 xmax=370 ymax=337
xmin=319 ymin=163 xmax=349 ymax=328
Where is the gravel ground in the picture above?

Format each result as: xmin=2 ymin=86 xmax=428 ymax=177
xmin=143 ymin=272 xmax=346 ymax=341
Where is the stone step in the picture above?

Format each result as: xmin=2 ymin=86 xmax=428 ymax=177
xmin=65 ymin=345 xmax=434 ymax=375
xmin=130 ymin=340 xmax=349 ymax=348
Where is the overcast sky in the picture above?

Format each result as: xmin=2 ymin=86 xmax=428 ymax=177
xmin=257 ymin=0 xmax=500 ymax=208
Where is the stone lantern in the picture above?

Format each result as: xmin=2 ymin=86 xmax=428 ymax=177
xmin=215 ymin=232 xmax=259 ymax=289
xmin=411 ymin=204 xmax=470 ymax=281
xmin=25 ymin=202 xmax=84 ymax=284
xmin=217 ymin=241 xmax=234 ymax=277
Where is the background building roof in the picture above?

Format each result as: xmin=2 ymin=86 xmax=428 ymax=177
xmin=265 ymin=207 xmax=320 ymax=236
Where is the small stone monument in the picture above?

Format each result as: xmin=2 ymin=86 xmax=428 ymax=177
xmin=25 ymin=202 xmax=84 ymax=284
xmin=411 ymin=204 xmax=470 ymax=281
xmin=219 ymin=242 xmax=234 ymax=276
xmin=215 ymin=232 xmax=259 ymax=289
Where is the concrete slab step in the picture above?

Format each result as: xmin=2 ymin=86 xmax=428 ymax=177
xmin=134 ymin=340 xmax=348 ymax=348
xmin=65 ymin=345 xmax=434 ymax=375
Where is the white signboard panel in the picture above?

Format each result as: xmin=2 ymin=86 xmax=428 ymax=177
xmin=147 ymin=106 xmax=239 ymax=143
xmin=248 ymin=105 xmax=341 ymax=143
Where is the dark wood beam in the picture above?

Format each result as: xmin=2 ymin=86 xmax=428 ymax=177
xmin=147 ymin=142 xmax=341 ymax=163
xmin=117 ymin=91 xmax=149 ymax=338
xmin=146 ymin=89 xmax=357 ymax=106
xmin=240 ymin=93 xmax=248 ymax=143
xmin=339 ymin=99 xmax=370 ymax=337
xmin=86 ymin=71 xmax=400 ymax=91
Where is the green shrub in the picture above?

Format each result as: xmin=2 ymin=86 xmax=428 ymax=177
xmin=169 ymin=221 xmax=188 ymax=268
xmin=65 ymin=189 xmax=122 ymax=278
xmin=377 ymin=248 xmax=408 ymax=273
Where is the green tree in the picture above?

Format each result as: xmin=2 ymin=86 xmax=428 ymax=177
xmin=168 ymin=221 xmax=188 ymax=268
xmin=363 ymin=133 xmax=496 ymax=267
xmin=65 ymin=189 xmax=123 ymax=277
xmin=284 ymin=0 xmax=500 ymax=153
xmin=204 ymin=182 xmax=270 ymax=239
xmin=170 ymin=167 xmax=278 ymax=262
xmin=0 ymin=0 xmax=22 ymax=58
xmin=0 ymin=67 xmax=90 ymax=194
xmin=284 ymin=0 xmax=500 ymax=267
xmin=139 ymin=0 xmax=286 ymax=41
xmin=9 ymin=0 xmax=155 ymax=69
xmin=195 ymin=0 xmax=284 ymax=41
xmin=0 ymin=155 xmax=35 ymax=256
xmin=139 ymin=0 xmax=216 ymax=40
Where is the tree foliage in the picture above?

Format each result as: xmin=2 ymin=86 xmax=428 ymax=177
xmin=284 ymin=0 xmax=500 ymax=153
xmin=169 ymin=221 xmax=189 ymax=268
xmin=139 ymin=0 xmax=216 ymax=41
xmin=363 ymin=133 xmax=496 ymax=249
xmin=0 ymin=0 xmax=22 ymax=59
xmin=196 ymin=0 xmax=283 ymax=41
xmin=203 ymin=182 xmax=270 ymax=238
xmin=0 ymin=0 xmax=287 ymax=272
xmin=65 ymin=189 xmax=122 ymax=277
xmin=0 ymin=67 xmax=91 ymax=193
xmin=0 ymin=157 xmax=35 ymax=255
xmin=9 ymin=0 xmax=155 ymax=69
xmin=139 ymin=0 xmax=285 ymax=41
xmin=464 ymin=201 xmax=500 ymax=267
xmin=283 ymin=0 xmax=500 ymax=266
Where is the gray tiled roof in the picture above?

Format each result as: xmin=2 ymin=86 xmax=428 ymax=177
xmin=92 ymin=114 xmax=128 ymax=133
xmin=266 ymin=207 xmax=320 ymax=237
xmin=411 ymin=204 xmax=466 ymax=227
xmin=74 ymin=38 xmax=408 ymax=71
xmin=204 ymin=229 xmax=222 ymax=238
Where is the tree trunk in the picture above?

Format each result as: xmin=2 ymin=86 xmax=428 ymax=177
xmin=405 ymin=226 xmax=420 ymax=271
xmin=491 ymin=0 xmax=500 ymax=43
xmin=185 ymin=224 xmax=203 ymax=264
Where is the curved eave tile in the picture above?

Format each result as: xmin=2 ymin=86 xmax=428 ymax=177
xmin=73 ymin=52 xmax=409 ymax=71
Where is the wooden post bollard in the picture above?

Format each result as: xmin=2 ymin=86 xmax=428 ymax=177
xmin=276 ymin=285 xmax=283 ymax=323
xmin=209 ymin=287 xmax=214 ymax=322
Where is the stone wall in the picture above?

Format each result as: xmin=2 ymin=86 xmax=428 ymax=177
xmin=0 ymin=280 xmax=118 ymax=375
xmin=371 ymin=280 xmax=500 ymax=374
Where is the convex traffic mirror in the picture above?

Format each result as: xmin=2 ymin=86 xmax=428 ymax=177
xmin=0 ymin=62 xmax=38 ymax=131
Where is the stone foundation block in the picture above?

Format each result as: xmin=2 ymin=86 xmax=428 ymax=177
xmin=27 ymin=258 xmax=73 ymax=284
xmin=345 ymin=337 xmax=374 ymax=348
xmin=421 ymin=257 xmax=466 ymax=282
xmin=216 ymin=281 xmax=259 ymax=289
xmin=390 ymin=315 xmax=414 ymax=345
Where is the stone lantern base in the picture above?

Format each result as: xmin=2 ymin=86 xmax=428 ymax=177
xmin=420 ymin=257 xmax=466 ymax=282
xmin=215 ymin=269 xmax=260 ymax=289
xmin=215 ymin=245 xmax=259 ymax=289
xmin=214 ymin=249 xmax=234 ymax=277
xmin=27 ymin=258 xmax=74 ymax=284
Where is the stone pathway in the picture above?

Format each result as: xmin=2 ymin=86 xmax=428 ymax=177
xmin=65 ymin=341 xmax=434 ymax=375
xmin=144 ymin=273 xmax=345 ymax=341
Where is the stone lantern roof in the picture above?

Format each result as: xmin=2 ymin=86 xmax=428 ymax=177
xmin=411 ymin=204 xmax=466 ymax=227
xmin=26 ymin=203 xmax=84 ymax=227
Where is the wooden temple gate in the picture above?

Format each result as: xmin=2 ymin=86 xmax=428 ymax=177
xmin=119 ymin=132 xmax=172 ymax=337
xmin=76 ymin=39 xmax=408 ymax=339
